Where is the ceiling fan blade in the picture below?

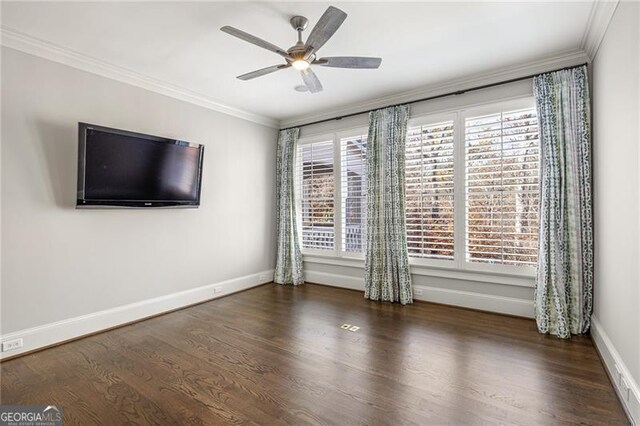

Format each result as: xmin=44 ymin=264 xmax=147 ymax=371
xmin=237 ymin=64 xmax=290 ymax=81
xmin=304 ymin=6 xmax=347 ymax=57
xmin=301 ymin=69 xmax=323 ymax=93
xmin=314 ymin=56 xmax=382 ymax=69
xmin=221 ymin=26 xmax=291 ymax=59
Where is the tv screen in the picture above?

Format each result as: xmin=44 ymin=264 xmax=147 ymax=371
xmin=77 ymin=123 xmax=204 ymax=208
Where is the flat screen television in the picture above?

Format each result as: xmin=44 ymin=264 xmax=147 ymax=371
xmin=77 ymin=123 xmax=204 ymax=208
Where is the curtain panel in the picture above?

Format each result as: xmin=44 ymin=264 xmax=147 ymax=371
xmin=274 ymin=128 xmax=304 ymax=286
xmin=533 ymin=65 xmax=593 ymax=338
xmin=364 ymin=105 xmax=413 ymax=305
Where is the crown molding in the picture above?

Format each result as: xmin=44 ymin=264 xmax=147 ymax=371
xmin=0 ymin=27 xmax=279 ymax=128
xmin=280 ymin=48 xmax=589 ymax=129
xmin=580 ymin=0 xmax=619 ymax=61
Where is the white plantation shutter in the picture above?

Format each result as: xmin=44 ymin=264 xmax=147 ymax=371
xmin=405 ymin=121 xmax=455 ymax=260
xmin=297 ymin=140 xmax=335 ymax=251
xmin=340 ymin=134 xmax=367 ymax=254
xmin=294 ymin=99 xmax=540 ymax=273
xmin=465 ymin=108 xmax=540 ymax=266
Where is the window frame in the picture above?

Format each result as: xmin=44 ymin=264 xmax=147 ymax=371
xmin=296 ymin=134 xmax=338 ymax=256
xmin=405 ymin=112 xmax=459 ymax=270
xmin=297 ymin=127 xmax=369 ymax=260
xmin=337 ymin=127 xmax=369 ymax=259
xmin=460 ymin=97 xmax=539 ymax=277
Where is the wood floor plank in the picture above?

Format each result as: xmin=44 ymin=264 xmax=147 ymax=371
xmin=0 ymin=283 xmax=629 ymax=425
xmin=139 ymin=314 xmax=368 ymax=425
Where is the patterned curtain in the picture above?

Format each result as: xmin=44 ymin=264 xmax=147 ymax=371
xmin=533 ymin=65 xmax=593 ymax=338
xmin=364 ymin=105 xmax=413 ymax=305
xmin=274 ymin=128 xmax=304 ymax=285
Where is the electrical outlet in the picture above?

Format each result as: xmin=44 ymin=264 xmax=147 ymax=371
xmin=213 ymin=286 xmax=223 ymax=294
xmin=2 ymin=338 xmax=23 ymax=352
xmin=614 ymin=363 xmax=622 ymax=383
xmin=621 ymin=377 xmax=631 ymax=402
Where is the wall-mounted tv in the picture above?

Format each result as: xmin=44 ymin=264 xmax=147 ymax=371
xmin=77 ymin=123 xmax=204 ymax=208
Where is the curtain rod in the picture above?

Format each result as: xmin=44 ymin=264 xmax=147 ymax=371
xmin=280 ymin=62 xmax=588 ymax=131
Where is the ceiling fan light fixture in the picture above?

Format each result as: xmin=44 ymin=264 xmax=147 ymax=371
xmin=292 ymin=59 xmax=310 ymax=71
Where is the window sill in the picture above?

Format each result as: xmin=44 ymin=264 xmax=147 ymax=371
xmin=302 ymin=254 xmax=535 ymax=288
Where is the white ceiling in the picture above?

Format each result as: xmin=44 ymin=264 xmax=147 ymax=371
xmin=2 ymin=1 xmax=595 ymax=124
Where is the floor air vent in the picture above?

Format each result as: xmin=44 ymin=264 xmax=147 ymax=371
xmin=340 ymin=324 xmax=360 ymax=332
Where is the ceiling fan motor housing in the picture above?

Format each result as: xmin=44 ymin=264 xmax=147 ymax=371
xmin=290 ymin=16 xmax=308 ymax=32
xmin=289 ymin=16 xmax=312 ymax=61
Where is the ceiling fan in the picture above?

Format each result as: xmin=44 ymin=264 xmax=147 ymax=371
xmin=221 ymin=6 xmax=382 ymax=94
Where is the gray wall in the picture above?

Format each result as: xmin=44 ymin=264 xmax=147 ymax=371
xmin=1 ymin=47 xmax=278 ymax=334
xmin=592 ymin=0 xmax=640 ymax=384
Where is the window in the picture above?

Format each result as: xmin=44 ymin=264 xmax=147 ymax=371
xmin=405 ymin=120 xmax=455 ymax=260
xmin=296 ymin=132 xmax=368 ymax=256
xmin=297 ymin=140 xmax=335 ymax=251
xmin=464 ymin=107 xmax=540 ymax=266
xmin=297 ymin=97 xmax=539 ymax=278
xmin=340 ymin=134 xmax=367 ymax=254
xmin=404 ymin=99 xmax=539 ymax=274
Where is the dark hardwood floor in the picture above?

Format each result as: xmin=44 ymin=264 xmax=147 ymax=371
xmin=0 ymin=284 xmax=628 ymax=425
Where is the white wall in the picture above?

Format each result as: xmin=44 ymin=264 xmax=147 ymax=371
xmin=592 ymin=0 xmax=640 ymax=420
xmin=1 ymin=48 xmax=278 ymax=336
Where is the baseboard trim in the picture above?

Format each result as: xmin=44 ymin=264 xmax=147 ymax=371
xmin=0 ymin=270 xmax=275 ymax=360
xmin=591 ymin=316 xmax=639 ymax=425
xmin=304 ymin=270 xmax=534 ymax=318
